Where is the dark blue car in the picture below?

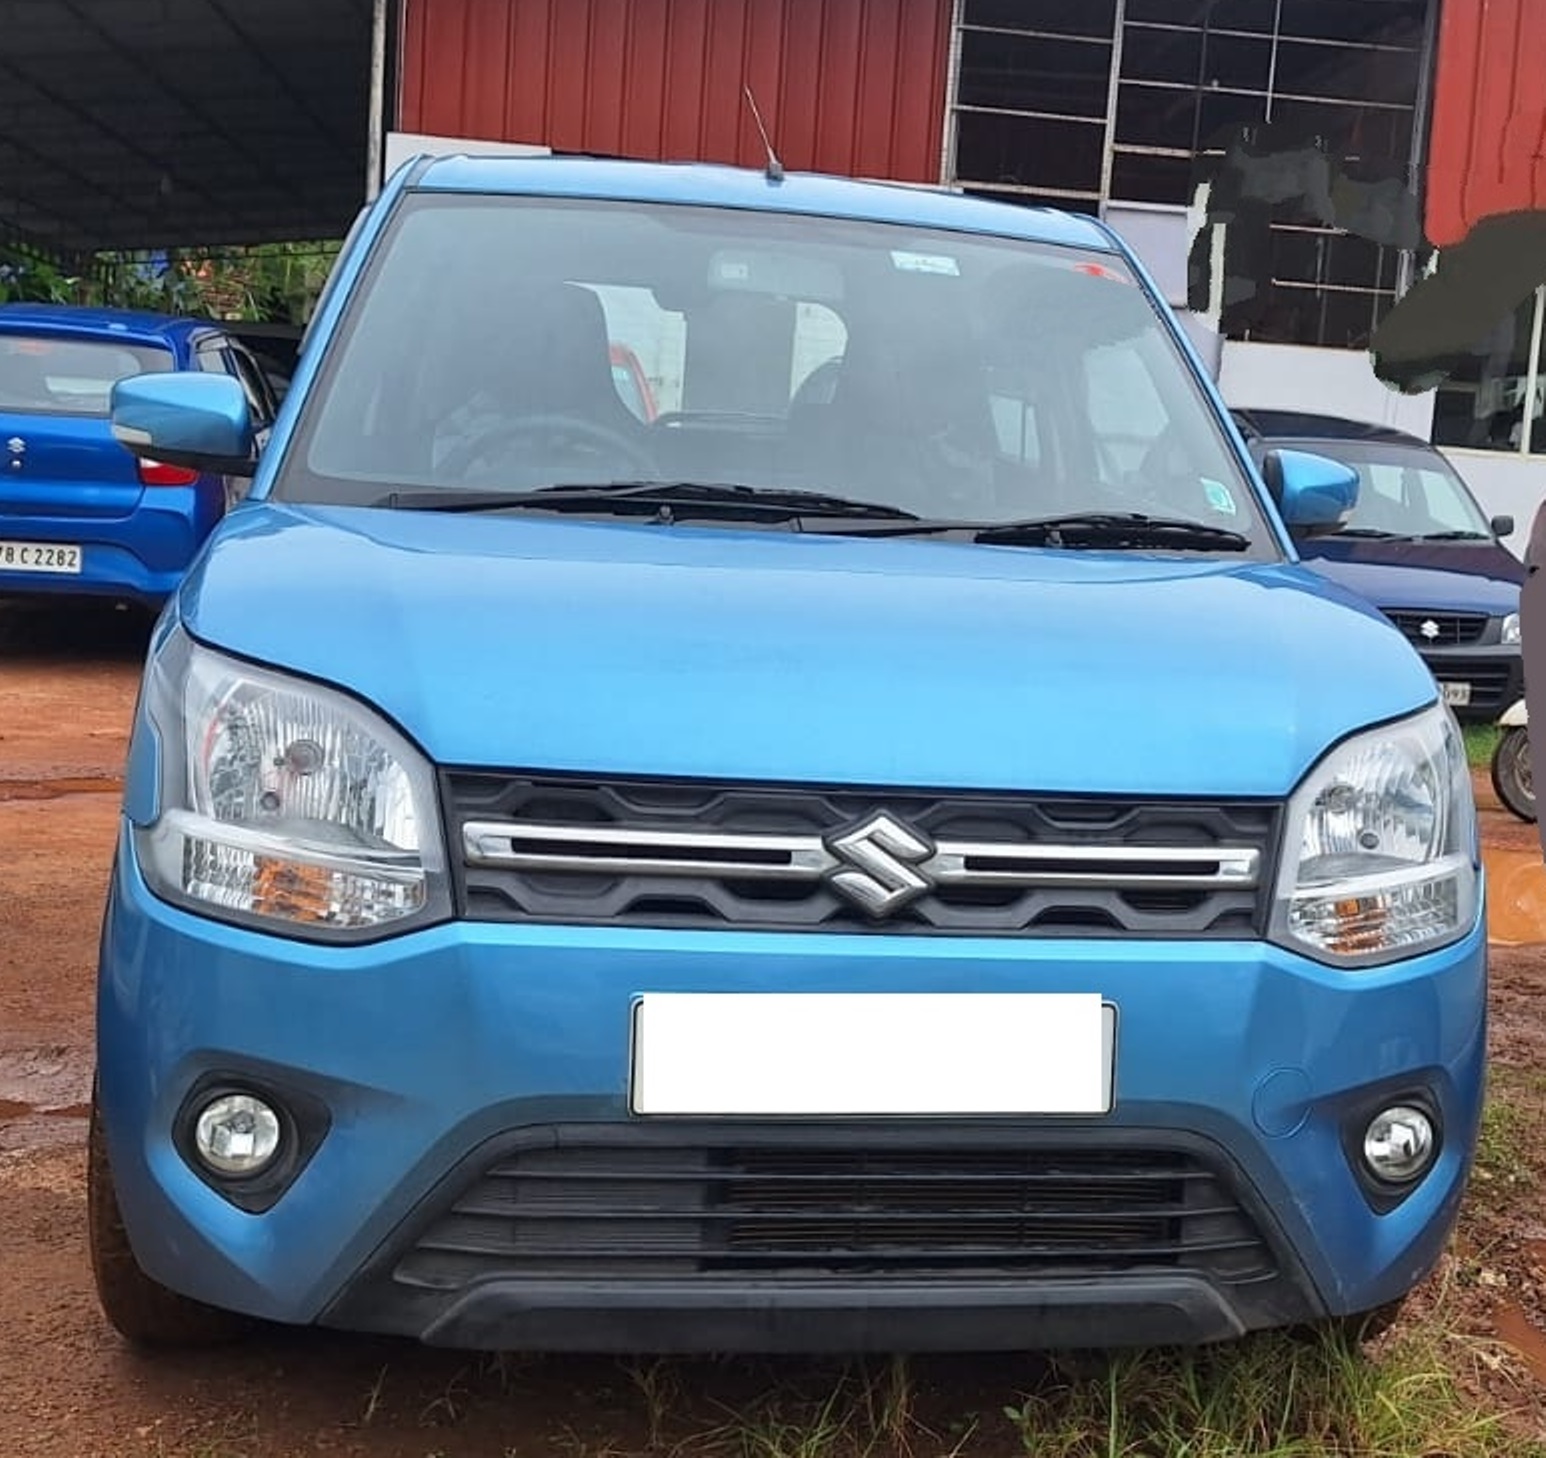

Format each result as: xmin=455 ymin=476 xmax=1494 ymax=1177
xmin=1232 ymin=409 xmax=1525 ymax=722
xmin=0 ymin=303 xmax=277 ymax=612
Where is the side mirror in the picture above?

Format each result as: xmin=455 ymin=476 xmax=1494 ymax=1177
xmin=1263 ymin=448 xmax=1359 ymax=537
xmin=1492 ymin=514 xmax=1516 ymax=538
xmin=110 ymin=372 xmax=257 ymax=478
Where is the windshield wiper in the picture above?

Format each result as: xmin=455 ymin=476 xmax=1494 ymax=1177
xmin=968 ymin=512 xmax=1251 ymax=551
xmin=380 ymin=481 xmax=921 ymax=522
xmin=376 ymin=490 xmax=1246 ymax=550
xmin=837 ymin=511 xmax=1251 ymax=552
xmin=1333 ymin=527 xmax=1411 ymax=539
xmin=1411 ymin=529 xmax=1492 ymax=541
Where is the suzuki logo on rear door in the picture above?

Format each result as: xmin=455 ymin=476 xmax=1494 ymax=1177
xmin=6 ymin=437 xmax=23 ymax=455
xmin=826 ymin=813 xmax=935 ymax=917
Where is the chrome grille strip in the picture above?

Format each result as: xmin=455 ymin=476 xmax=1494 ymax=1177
xmin=929 ymin=841 xmax=1260 ymax=888
xmin=462 ymin=821 xmax=840 ymax=879
xmin=461 ymin=820 xmax=1260 ymax=890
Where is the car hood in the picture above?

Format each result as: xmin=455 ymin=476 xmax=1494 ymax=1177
xmin=175 ymin=503 xmax=1439 ymax=799
xmin=1297 ymin=537 xmax=1524 ymax=616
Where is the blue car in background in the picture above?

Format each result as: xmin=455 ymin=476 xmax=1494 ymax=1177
xmin=1232 ymin=409 xmax=1526 ymax=723
xmin=87 ymin=155 xmax=1486 ymax=1359
xmin=0 ymin=304 xmax=277 ymax=612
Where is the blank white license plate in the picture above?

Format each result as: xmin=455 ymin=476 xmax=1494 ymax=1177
xmin=1441 ymin=681 xmax=1472 ymax=707
xmin=0 ymin=540 xmax=81 ymax=574
xmin=630 ymin=993 xmax=1113 ymax=1116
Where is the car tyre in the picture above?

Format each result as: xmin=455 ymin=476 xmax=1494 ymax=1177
xmin=87 ymin=1077 xmax=252 ymax=1348
xmin=1490 ymin=726 xmax=1536 ymax=823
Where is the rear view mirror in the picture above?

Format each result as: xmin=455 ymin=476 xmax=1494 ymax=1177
xmin=110 ymin=372 xmax=257 ymax=478
xmin=1262 ymin=449 xmax=1359 ymax=537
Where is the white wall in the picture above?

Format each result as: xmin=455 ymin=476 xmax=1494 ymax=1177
xmin=1217 ymin=341 xmax=1437 ymax=437
xmin=1101 ymin=206 xmax=1224 ymax=379
xmin=1104 ymin=204 xmax=1190 ymax=307
xmin=1437 ymin=448 xmax=1545 ymax=557
xmin=383 ymin=131 xmax=551 ymax=176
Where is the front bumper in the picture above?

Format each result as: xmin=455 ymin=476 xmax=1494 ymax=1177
xmin=95 ymin=824 xmax=1488 ymax=1352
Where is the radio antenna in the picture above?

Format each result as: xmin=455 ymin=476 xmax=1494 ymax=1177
xmin=743 ymin=85 xmax=785 ymax=182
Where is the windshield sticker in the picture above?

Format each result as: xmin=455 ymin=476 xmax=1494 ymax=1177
xmin=891 ymin=250 xmax=960 ymax=276
xmin=1074 ymin=262 xmax=1133 ymax=284
xmin=1202 ymin=479 xmax=1237 ymax=515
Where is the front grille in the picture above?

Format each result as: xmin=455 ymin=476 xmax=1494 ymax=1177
xmin=444 ymin=772 xmax=1281 ymax=936
xmin=1386 ymin=610 xmax=1489 ymax=647
xmin=393 ymin=1136 xmax=1279 ymax=1290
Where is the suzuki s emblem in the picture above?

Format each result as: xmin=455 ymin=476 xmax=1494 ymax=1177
xmin=5 ymin=437 xmax=23 ymax=455
xmin=1419 ymin=618 xmax=1440 ymax=640
xmin=826 ymin=813 xmax=934 ymax=916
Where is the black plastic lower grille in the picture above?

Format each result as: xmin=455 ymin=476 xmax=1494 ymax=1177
xmin=1428 ymin=659 xmax=1514 ymax=711
xmin=394 ymin=1139 xmax=1279 ymax=1290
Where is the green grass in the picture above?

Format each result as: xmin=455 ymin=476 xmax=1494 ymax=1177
xmin=994 ymin=1326 xmax=1540 ymax=1458
xmin=1465 ymin=722 xmax=1501 ymax=769
xmin=157 ymin=1283 xmax=1546 ymax=1458
xmin=1475 ymin=1087 xmax=1533 ymax=1196
xmin=626 ymin=1326 xmax=1546 ymax=1458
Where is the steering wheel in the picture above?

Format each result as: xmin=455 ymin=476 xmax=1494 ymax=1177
xmin=437 ymin=412 xmax=659 ymax=481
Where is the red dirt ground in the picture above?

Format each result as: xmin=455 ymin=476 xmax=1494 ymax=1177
xmin=5 ymin=599 xmax=1546 ymax=1456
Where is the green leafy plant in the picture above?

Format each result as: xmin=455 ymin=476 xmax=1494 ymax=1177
xmin=0 ymin=239 xmax=341 ymax=323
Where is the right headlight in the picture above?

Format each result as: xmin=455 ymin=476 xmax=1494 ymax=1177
xmin=1269 ymin=703 xmax=1479 ymax=968
xmin=132 ymin=626 xmax=451 ymax=942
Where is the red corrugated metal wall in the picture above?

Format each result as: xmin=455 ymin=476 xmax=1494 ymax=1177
xmin=398 ymin=0 xmax=952 ymax=184
xmin=1425 ymin=0 xmax=1546 ymax=247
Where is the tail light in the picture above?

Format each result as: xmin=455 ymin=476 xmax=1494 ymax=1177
xmin=138 ymin=458 xmax=201 ymax=487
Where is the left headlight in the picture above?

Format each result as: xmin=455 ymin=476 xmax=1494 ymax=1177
xmin=1269 ymin=703 xmax=1479 ymax=968
xmin=134 ymin=627 xmax=450 ymax=941
xmin=1502 ymin=611 xmax=1521 ymax=645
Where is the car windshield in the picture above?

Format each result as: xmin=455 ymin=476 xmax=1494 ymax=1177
xmin=0 ymin=333 xmax=174 ymax=417
xmin=1279 ymin=439 xmax=1495 ymax=539
xmin=282 ymin=193 xmax=1272 ymax=554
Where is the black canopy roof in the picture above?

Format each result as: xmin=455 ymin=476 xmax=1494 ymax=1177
xmin=2 ymin=0 xmax=374 ymax=257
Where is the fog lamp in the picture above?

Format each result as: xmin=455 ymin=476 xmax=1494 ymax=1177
xmin=1362 ymin=1105 xmax=1436 ymax=1184
xmin=193 ymin=1093 xmax=282 ymax=1177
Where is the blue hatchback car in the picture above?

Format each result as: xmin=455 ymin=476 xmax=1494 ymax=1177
xmin=0 ymin=303 xmax=276 ymax=612
xmin=88 ymin=155 xmax=1486 ymax=1357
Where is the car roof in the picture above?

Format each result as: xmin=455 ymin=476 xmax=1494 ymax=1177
xmin=0 ymin=301 xmax=212 ymax=347
xmin=1230 ymin=407 xmax=1433 ymax=451
xmin=407 ymin=153 xmax=1119 ymax=255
